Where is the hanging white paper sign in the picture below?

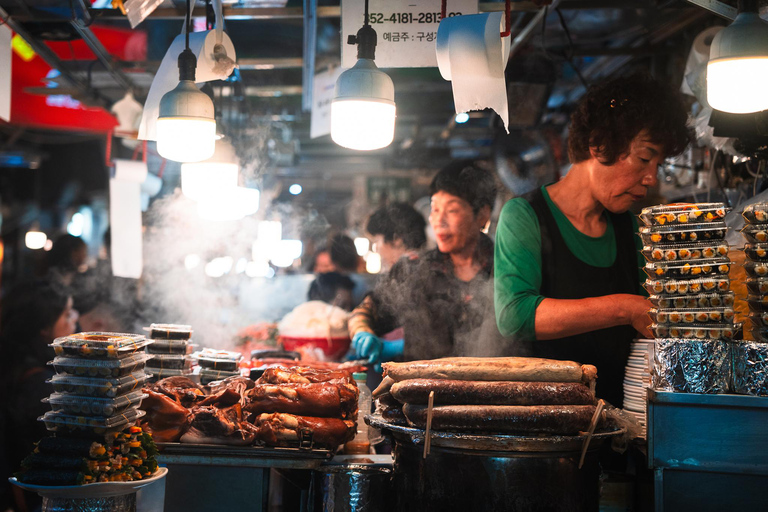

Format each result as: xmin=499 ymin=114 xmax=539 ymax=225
xmin=341 ymin=0 xmax=478 ymax=69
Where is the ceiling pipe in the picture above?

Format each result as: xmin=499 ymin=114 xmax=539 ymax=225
xmin=301 ymin=0 xmax=317 ymax=112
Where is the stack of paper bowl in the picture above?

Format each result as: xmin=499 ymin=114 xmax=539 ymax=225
xmin=623 ymin=339 xmax=653 ymax=437
xmin=143 ymin=323 xmax=194 ymax=382
xmin=43 ymin=332 xmax=151 ymax=437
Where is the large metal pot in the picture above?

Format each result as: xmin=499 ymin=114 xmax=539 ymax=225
xmin=391 ymin=441 xmax=600 ymax=512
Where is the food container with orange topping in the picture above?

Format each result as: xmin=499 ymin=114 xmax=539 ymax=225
xmin=746 ymin=278 xmax=768 ymax=295
xmin=741 ymin=224 xmax=768 ymax=244
xmin=649 ymin=307 xmax=735 ymax=325
xmin=643 ymin=259 xmax=731 ymax=280
xmin=744 ymin=260 xmax=768 ymax=278
xmin=649 ymin=292 xmax=735 ymax=309
xmin=744 ymin=244 xmax=768 ymax=261
xmin=48 ymin=371 xmax=149 ymax=398
xmin=644 ymin=277 xmax=731 ymax=296
xmin=146 ymin=354 xmax=191 ymax=370
xmin=639 ymin=203 xmax=728 ymax=227
xmin=146 ymin=339 xmax=193 ymax=355
xmin=638 ymin=223 xmax=727 ymax=245
xmin=44 ymin=390 xmax=146 ymax=417
xmin=50 ymin=332 xmax=150 ymax=359
xmin=742 ymin=203 xmax=768 ymax=224
xmin=747 ymin=295 xmax=768 ymax=313
xmin=641 ymin=242 xmax=729 ymax=263
xmin=49 ymin=353 xmax=151 ymax=378
xmin=146 ymin=323 xmax=193 ymax=340
xmin=651 ymin=323 xmax=741 ymax=341
xmin=39 ymin=408 xmax=145 ymax=434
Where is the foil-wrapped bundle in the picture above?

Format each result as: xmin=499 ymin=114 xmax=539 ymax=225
xmin=732 ymin=340 xmax=768 ymax=396
xmin=653 ymin=338 xmax=731 ymax=393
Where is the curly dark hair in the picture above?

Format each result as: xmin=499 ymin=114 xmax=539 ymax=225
xmin=430 ymin=160 xmax=497 ymax=213
xmin=366 ymin=203 xmax=427 ymax=250
xmin=567 ymin=73 xmax=690 ymax=165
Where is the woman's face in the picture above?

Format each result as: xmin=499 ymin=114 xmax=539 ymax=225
xmin=50 ymin=297 xmax=78 ymax=339
xmin=313 ymin=251 xmax=336 ymax=274
xmin=429 ymin=191 xmax=488 ymax=254
xmin=591 ymin=130 xmax=664 ymax=213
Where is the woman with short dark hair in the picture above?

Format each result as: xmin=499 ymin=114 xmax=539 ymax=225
xmin=366 ymin=202 xmax=426 ymax=270
xmin=494 ymin=73 xmax=690 ymax=408
xmin=350 ymin=161 xmax=505 ymax=363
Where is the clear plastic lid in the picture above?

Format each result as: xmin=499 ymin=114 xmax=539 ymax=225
xmin=649 ymin=291 xmax=735 ymax=309
xmin=51 ymin=338 xmax=152 ymax=359
xmin=43 ymin=391 xmax=146 ymax=417
xmin=54 ymin=332 xmax=146 ymax=348
xmin=146 ymin=339 xmax=193 ymax=355
xmin=639 ymin=203 xmax=728 ymax=227
xmin=643 ymin=259 xmax=731 ymax=280
xmin=742 ymin=203 xmax=768 ymax=224
xmin=145 ymin=324 xmax=193 ymax=340
xmin=744 ymin=260 xmax=768 ymax=278
xmin=750 ymin=312 xmax=768 ymax=328
xmin=649 ymin=308 xmax=735 ymax=325
xmin=49 ymin=353 xmax=152 ymax=378
xmin=193 ymin=348 xmax=243 ymax=361
xmin=652 ymin=323 xmax=741 ymax=341
xmin=746 ymin=278 xmax=768 ymax=296
xmin=39 ymin=408 xmax=145 ymax=433
xmin=48 ymin=371 xmax=149 ymax=398
xmin=740 ymin=224 xmax=768 ymax=244
xmin=145 ymin=367 xmax=192 ymax=379
xmin=747 ymin=295 xmax=768 ymax=313
xmin=199 ymin=368 xmax=240 ymax=383
xmin=638 ymin=223 xmax=727 ymax=245
xmin=744 ymin=244 xmax=768 ymax=261
xmin=641 ymin=242 xmax=729 ymax=263
xmin=644 ymin=277 xmax=730 ymax=296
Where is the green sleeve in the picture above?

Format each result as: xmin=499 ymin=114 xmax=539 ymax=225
xmin=494 ymin=198 xmax=545 ymax=340
xmin=631 ymin=215 xmax=647 ymax=296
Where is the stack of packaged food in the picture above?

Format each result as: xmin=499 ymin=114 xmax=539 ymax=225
xmin=735 ymin=203 xmax=768 ymax=395
xmin=640 ymin=203 xmax=736 ymax=394
xmin=192 ymin=348 xmax=243 ymax=384
xmin=15 ymin=332 xmax=157 ymax=485
xmin=144 ymin=323 xmax=194 ymax=383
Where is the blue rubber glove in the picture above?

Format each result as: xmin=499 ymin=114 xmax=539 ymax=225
xmin=380 ymin=338 xmax=404 ymax=360
xmin=352 ymin=332 xmax=384 ymax=363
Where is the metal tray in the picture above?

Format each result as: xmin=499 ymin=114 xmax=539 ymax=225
xmin=366 ymin=413 xmax=625 ymax=453
xmin=156 ymin=442 xmax=333 ymax=469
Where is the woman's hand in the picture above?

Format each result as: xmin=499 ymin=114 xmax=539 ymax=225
xmin=623 ymin=294 xmax=653 ymax=338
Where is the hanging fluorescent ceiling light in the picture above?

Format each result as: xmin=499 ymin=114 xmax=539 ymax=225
xmin=707 ymin=0 xmax=768 ymax=114
xmin=331 ymin=0 xmax=395 ymax=151
xmin=156 ymin=0 xmax=216 ymax=162
xmin=181 ymin=138 xmax=239 ymax=201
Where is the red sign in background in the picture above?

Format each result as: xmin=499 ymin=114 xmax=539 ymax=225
xmin=6 ymin=25 xmax=147 ymax=133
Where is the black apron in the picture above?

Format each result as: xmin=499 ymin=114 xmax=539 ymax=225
xmin=520 ymin=188 xmax=637 ymax=408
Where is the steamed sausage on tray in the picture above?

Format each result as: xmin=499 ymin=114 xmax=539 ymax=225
xmin=375 ymin=357 xmax=604 ymax=435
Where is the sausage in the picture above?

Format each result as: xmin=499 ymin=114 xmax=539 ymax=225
xmin=372 ymin=376 xmax=395 ymax=397
xmin=402 ymin=404 xmax=602 ymax=435
xmin=383 ymin=357 xmax=597 ymax=384
xmin=390 ymin=379 xmax=595 ymax=406
xmin=244 ymin=382 xmax=359 ymax=419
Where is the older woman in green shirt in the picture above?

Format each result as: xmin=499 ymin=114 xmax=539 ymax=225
xmin=494 ymin=74 xmax=690 ymax=407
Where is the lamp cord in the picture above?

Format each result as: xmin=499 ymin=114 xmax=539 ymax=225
xmin=185 ymin=0 xmax=191 ymax=50
xmin=364 ymin=0 xmax=369 ymax=26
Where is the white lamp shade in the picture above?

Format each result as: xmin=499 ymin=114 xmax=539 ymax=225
xmin=707 ymin=11 xmax=768 ymax=114
xmin=331 ymin=58 xmax=396 ymax=151
xmin=157 ymin=80 xmax=216 ymax=162
xmin=181 ymin=139 xmax=240 ymax=201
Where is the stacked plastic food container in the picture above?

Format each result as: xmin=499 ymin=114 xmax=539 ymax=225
xmin=144 ymin=323 xmax=194 ymax=383
xmin=191 ymin=348 xmax=243 ymax=384
xmin=735 ymin=204 xmax=768 ymax=395
xmin=43 ymin=332 xmax=152 ymax=436
xmin=639 ymin=202 xmax=737 ymax=394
